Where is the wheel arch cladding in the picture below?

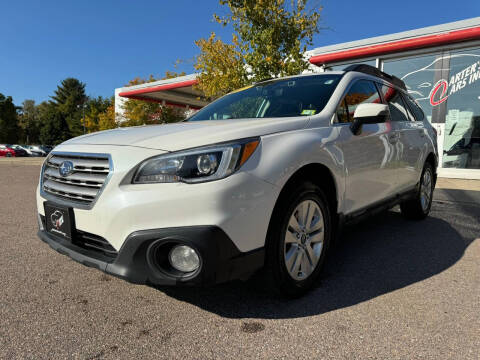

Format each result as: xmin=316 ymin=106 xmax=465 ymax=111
xmin=425 ymin=152 xmax=438 ymax=170
xmin=269 ymin=163 xmax=338 ymax=224
xmin=425 ymin=152 xmax=438 ymax=183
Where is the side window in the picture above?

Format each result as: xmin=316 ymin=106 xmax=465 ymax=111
xmin=379 ymin=85 xmax=410 ymax=122
xmin=401 ymin=94 xmax=415 ymax=121
xmin=403 ymin=95 xmax=425 ymax=121
xmin=335 ymin=80 xmax=381 ymax=123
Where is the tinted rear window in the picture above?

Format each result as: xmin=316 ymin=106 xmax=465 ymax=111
xmin=403 ymin=95 xmax=425 ymax=121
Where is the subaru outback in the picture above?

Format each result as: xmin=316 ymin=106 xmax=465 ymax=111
xmin=36 ymin=65 xmax=438 ymax=296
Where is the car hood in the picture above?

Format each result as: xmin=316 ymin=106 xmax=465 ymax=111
xmin=62 ymin=117 xmax=310 ymax=152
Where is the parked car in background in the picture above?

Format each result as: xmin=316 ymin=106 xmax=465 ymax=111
xmin=11 ymin=145 xmax=38 ymax=157
xmin=40 ymin=145 xmax=53 ymax=155
xmin=6 ymin=145 xmax=28 ymax=157
xmin=0 ymin=145 xmax=16 ymax=157
xmin=24 ymin=145 xmax=48 ymax=157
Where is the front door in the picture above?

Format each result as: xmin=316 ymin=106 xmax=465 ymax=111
xmin=333 ymin=79 xmax=399 ymax=214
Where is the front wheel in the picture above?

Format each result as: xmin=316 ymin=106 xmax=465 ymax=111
xmin=400 ymin=162 xmax=435 ymax=220
xmin=264 ymin=182 xmax=331 ymax=297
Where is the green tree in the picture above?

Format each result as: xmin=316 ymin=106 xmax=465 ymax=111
xmin=194 ymin=0 xmax=322 ymax=98
xmin=97 ymin=104 xmax=117 ymax=131
xmin=51 ymin=78 xmax=87 ymax=137
xmin=194 ymin=33 xmax=248 ymax=98
xmin=0 ymin=93 xmax=20 ymax=143
xmin=18 ymin=99 xmax=40 ymax=144
xmin=38 ymin=101 xmax=70 ymax=145
xmin=84 ymin=96 xmax=112 ymax=133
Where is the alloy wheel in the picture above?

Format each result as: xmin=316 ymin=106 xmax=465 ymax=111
xmin=284 ymin=199 xmax=325 ymax=280
xmin=420 ymin=168 xmax=433 ymax=212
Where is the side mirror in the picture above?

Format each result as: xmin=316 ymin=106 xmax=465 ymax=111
xmin=350 ymin=103 xmax=389 ymax=135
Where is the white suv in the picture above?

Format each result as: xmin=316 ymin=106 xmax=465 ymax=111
xmin=36 ymin=65 xmax=438 ymax=296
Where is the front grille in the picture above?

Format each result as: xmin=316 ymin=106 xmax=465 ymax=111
xmin=74 ymin=230 xmax=118 ymax=259
xmin=42 ymin=153 xmax=111 ymax=207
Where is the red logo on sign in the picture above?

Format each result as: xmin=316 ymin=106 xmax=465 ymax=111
xmin=429 ymin=79 xmax=449 ymax=106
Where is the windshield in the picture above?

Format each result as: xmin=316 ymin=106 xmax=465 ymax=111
xmin=188 ymin=74 xmax=341 ymax=121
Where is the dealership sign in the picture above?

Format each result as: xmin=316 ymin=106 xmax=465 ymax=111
xmin=429 ymin=60 xmax=480 ymax=106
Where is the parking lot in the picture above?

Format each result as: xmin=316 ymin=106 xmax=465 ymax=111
xmin=0 ymin=161 xmax=479 ymax=359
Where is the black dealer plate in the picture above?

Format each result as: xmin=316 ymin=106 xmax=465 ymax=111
xmin=44 ymin=203 xmax=74 ymax=240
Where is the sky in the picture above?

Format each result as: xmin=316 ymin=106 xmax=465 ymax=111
xmin=1 ymin=0 xmax=479 ymax=105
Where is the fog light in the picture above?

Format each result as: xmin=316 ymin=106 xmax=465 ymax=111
xmin=168 ymin=245 xmax=200 ymax=272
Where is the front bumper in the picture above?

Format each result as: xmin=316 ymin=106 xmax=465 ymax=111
xmin=37 ymin=225 xmax=264 ymax=286
xmin=37 ymin=145 xmax=279 ymax=254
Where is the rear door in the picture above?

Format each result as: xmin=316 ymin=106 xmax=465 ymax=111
xmin=333 ymin=79 xmax=398 ymax=214
xmin=378 ymin=84 xmax=424 ymax=191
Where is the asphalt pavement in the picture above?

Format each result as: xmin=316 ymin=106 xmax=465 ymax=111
xmin=0 ymin=164 xmax=479 ymax=359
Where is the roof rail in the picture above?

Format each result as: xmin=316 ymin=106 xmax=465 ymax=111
xmin=343 ymin=64 xmax=407 ymax=90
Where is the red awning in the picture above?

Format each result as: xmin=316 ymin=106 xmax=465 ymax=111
xmin=118 ymin=78 xmax=207 ymax=109
xmin=309 ymin=26 xmax=480 ymax=65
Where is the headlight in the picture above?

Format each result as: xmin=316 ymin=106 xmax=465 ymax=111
xmin=132 ymin=138 xmax=260 ymax=184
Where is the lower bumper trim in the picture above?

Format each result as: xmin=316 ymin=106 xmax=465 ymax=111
xmin=37 ymin=225 xmax=264 ymax=286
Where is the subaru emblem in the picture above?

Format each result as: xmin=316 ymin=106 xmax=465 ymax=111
xmin=59 ymin=161 xmax=74 ymax=177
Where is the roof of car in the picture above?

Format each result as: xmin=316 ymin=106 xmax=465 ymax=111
xmin=254 ymin=65 xmax=406 ymax=90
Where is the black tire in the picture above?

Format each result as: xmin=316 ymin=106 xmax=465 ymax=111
xmin=400 ymin=162 xmax=435 ymax=220
xmin=264 ymin=181 xmax=331 ymax=297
